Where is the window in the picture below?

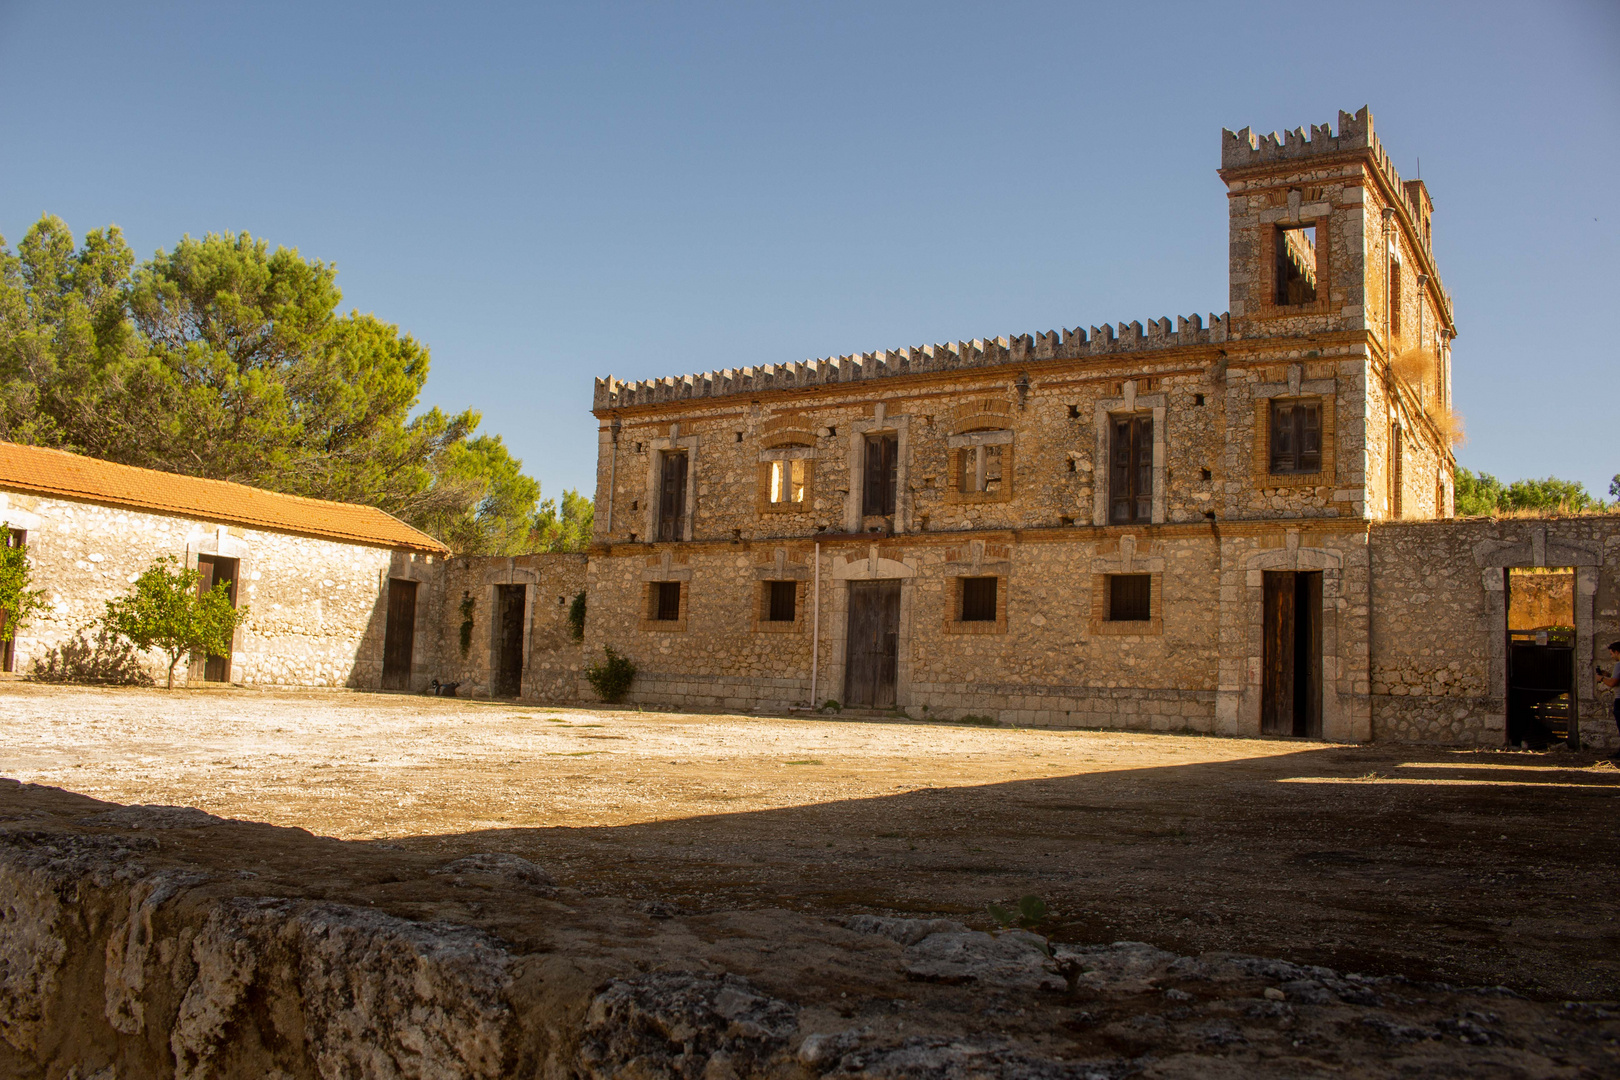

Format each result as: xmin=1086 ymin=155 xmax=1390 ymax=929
xmin=1388 ymin=254 xmax=1402 ymax=337
xmin=1269 ymin=399 xmax=1323 ymax=474
xmin=1108 ymin=574 xmax=1152 ymax=622
xmin=769 ymin=459 xmax=806 ymax=504
xmin=1389 ymin=424 xmax=1404 ymax=519
xmin=1275 ymin=225 xmax=1317 ymax=305
xmin=767 ymin=580 xmax=796 ymax=622
xmin=653 ymin=581 xmax=681 ymax=621
xmin=863 ymin=433 xmax=898 ymax=516
xmin=960 ymin=577 xmax=997 ymax=622
xmin=1109 ymin=416 xmax=1153 ymax=524
xmin=657 ymin=451 xmax=688 ymax=541
xmin=956 ymin=442 xmax=1004 ymax=494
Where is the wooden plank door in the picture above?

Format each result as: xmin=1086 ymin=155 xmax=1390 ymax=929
xmin=1261 ymin=571 xmax=1295 ymax=735
xmin=845 ymin=580 xmax=900 ymax=708
xmin=494 ymin=585 xmax=526 ymax=697
xmin=196 ymin=555 xmax=239 ymax=683
xmin=380 ymin=579 xmax=417 ymax=690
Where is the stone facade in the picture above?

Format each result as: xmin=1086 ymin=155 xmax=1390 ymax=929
xmin=425 ymin=553 xmax=588 ymax=701
xmin=562 ymin=107 xmax=1620 ymax=747
xmin=0 ymin=490 xmax=443 ymax=690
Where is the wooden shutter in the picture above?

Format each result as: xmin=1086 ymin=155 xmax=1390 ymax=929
xmin=658 ymin=452 xmax=687 ymax=540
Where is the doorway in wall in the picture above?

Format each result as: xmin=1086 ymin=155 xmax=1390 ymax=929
xmin=493 ymin=584 xmax=526 ymax=698
xmin=196 ymin=555 xmax=239 ymax=682
xmin=1262 ymin=570 xmax=1322 ymax=737
xmin=1506 ymin=567 xmax=1576 ymax=749
xmin=844 ymin=580 xmax=900 ymax=708
xmin=380 ymin=578 xmax=417 ymax=691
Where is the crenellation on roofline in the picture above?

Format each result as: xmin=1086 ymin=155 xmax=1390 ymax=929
xmin=592 ymin=312 xmax=1230 ymax=411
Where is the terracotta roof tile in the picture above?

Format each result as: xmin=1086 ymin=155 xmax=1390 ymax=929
xmin=0 ymin=442 xmax=448 ymax=554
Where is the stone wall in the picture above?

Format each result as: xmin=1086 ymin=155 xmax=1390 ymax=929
xmin=1369 ymin=518 xmax=1620 ymax=748
xmin=0 ymin=490 xmax=431 ymax=689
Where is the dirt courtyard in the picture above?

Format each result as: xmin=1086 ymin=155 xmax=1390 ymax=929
xmin=3 ymin=682 xmax=1617 ymax=1001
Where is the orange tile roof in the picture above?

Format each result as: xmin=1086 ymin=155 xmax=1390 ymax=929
xmin=0 ymin=442 xmax=449 ymax=554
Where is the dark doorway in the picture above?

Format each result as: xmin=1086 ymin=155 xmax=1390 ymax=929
xmin=494 ymin=584 xmax=527 ymax=698
xmin=1506 ymin=568 xmax=1577 ymax=749
xmin=380 ymin=578 xmax=417 ymax=691
xmin=845 ymin=580 xmax=900 ymax=708
xmin=196 ymin=555 xmax=239 ymax=683
xmin=1262 ymin=570 xmax=1322 ymax=737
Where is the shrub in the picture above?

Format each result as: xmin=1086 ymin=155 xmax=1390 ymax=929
xmin=30 ymin=625 xmax=154 ymax=687
xmin=584 ymin=645 xmax=636 ymax=704
xmin=0 ymin=543 xmax=47 ymax=646
xmin=567 ymin=590 xmax=586 ymax=640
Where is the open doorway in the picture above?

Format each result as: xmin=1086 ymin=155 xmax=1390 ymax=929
xmin=493 ymin=584 xmax=526 ymax=698
xmin=196 ymin=555 xmax=239 ymax=683
xmin=1506 ymin=567 xmax=1576 ymax=749
xmin=1262 ymin=570 xmax=1322 ymax=737
xmin=845 ymin=580 xmax=900 ymax=709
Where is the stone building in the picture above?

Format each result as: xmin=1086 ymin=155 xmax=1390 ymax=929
xmin=576 ymin=107 xmax=1620 ymax=748
xmin=0 ymin=442 xmax=448 ymax=690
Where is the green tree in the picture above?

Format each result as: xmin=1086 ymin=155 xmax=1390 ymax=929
xmin=531 ymin=488 xmax=595 ymax=552
xmin=1454 ymin=467 xmax=1504 ymax=516
xmin=1454 ymin=466 xmax=1600 ymax=515
xmin=0 ymin=217 xmax=544 ymax=554
xmin=0 ymin=544 xmax=47 ymax=645
xmin=104 ymin=555 xmax=245 ymax=689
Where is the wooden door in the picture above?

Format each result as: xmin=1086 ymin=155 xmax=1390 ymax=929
xmin=380 ymin=579 xmax=417 ymax=690
xmin=844 ymin=580 xmax=900 ymax=708
xmin=1261 ymin=571 xmax=1294 ymax=735
xmin=494 ymin=584 xmax=526 ymax=697
xmin=658 ymin=452 xmax=688 ymax=541
xmin=196 ymin=555 xmax=239 ymax=683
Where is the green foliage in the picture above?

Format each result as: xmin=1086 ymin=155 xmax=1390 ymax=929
xmin=820 ymin=699 xmax=841 ymax=713
xmin=956 ymin=714 xmax=1000 ymax=727
xmin=103 ymin=555 xmax=245 ymax=689
xmin=458 ymin=593 xmax=475 ymax=657
xmin=1611 ymin=474 xmax=1619 ymax=501
xmin=0 ymin=543 xmax=47 ymax=643
xmin=1454 ymin=467 xmax=1600 ymax=516
xmin=30 ymin=625 xmax=153 ymax=686
xmin=567 ymin=590 xmax=586 ymax=640
xmin=531 ymin=489 xmax=595 ymax=552
xmin=584 ymin=645 xmax=637 ymax=704
xmin=988 ymin=894 xmax=1048 ymax=929
xmin=0 ymin=216 xmax=543 ymax=554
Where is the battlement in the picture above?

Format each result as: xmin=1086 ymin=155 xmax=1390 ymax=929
xmin=592 ymin=313 xmax=1231 ymax=412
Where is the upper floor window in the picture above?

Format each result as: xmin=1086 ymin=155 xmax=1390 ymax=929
xmin=1109 ymin=415 xmax=1153 ymax=524
xmin=951 ymin=429 xmax=1011 ymax=495
xmin=863 ymin=433 xmax=898 ymax=517
xmin=657 ymin=450 xmax=688 ymax=541
xmin=770 ymin=458 xmax=806 ymax=504
xmin=1269 ymin=399 xmax=1322 ymax=474
xmin=760 ymin=441 xmax=811 ymax=510
xmin=1275 ymin=225 xmax=1317 ymax=305
xmin=1388 ymin=253 xmax=1403 ymax=337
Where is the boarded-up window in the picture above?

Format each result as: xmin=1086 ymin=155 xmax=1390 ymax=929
xmin=1108 ymin=574 xmax=1151 ymax=622
xmin=960 ymin=577 xmax=997 ymax=622
xmin=653 ymin=581 xmax=681 ymax=621
xmin=1109 ymin=416 xmax=1153 ymax=524
xmin=767 ymin=580 xmax=796 ymax=622
xmin=1269 ymin=399 xmax=1322 ymax=474
xmin=863 ymin=433 xmax=898 ymax=516
xmin=657 ymin=451 xmax=688 ymax=541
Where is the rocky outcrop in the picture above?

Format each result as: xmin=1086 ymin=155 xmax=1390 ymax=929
xmin=4 ymin=782 xmax=1618 ymax=1079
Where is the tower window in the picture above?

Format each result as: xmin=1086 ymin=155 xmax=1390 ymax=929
xmin=1275 ymin=225 xmax=1318 ymax=305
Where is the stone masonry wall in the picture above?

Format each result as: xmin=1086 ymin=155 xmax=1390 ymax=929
xmin=425 ymin=553 xmax=587 ymax=702
xmin=0 ymin=491 xmax=418 ymax=689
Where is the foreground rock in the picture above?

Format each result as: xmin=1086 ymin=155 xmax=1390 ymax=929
xmin=2 ymin=780 xmax=1616 ymax=1079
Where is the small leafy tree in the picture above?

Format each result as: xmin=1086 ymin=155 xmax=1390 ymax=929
xmin=584 ymin=645 xmax=636 ymax=704
xmin=104 ymin=555 xmax=245 ymax=689
xmin=0 ymin=543 xmax=48 ymax=646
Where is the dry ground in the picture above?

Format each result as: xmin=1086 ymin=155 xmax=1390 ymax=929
xmin=3 ymin=681 xmax=1618 ymax=1001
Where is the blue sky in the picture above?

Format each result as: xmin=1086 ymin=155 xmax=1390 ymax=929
xmin=1 ymin=1 xmax=1616 ymax=503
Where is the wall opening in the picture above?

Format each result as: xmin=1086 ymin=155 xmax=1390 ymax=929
xmin=1107 ymin=574 xmax=1151 ymax=622
xmin=196 ymin=555 xmax=239 ymax=683
xmin=380 ymin=579 xmax=418 ymax=691
xmin=1275 ymin=225 xmax=1318 ymax=305
xmin=1505 ymin=567 xmax=1576 ymax=749
xmin=493 ymin=584 xmax=526 ymax=698
xmin=1262 ymin=570 xmax=1322 ymax=737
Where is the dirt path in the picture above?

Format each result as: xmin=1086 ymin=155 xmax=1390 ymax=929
xmin=4 ymin=682 xmax=1617 ymax=1000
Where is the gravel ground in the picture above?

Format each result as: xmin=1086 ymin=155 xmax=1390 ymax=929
xmin=3 ymin=681 xmax=1618 ymax=1000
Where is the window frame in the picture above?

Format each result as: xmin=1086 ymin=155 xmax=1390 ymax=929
xmin=944 ymin=427 xmax=1014 ymax=504
xmin=1268 ymin=398 xmax=1324 ymax=476
xmin=1088 ymin=572 xmax=1164 ymax=637
xmin=862 ymin=432 xmax=898 ymax=518
xmin=756 ymin=438 xmax=816 ymax=514
xmin=943 ymin=573 xmax=1007 ymax=635
xmin=1109 ymin=415 xmax=1154 ymax=525
xmin=639 ymin=579 xmax=688 ymax=632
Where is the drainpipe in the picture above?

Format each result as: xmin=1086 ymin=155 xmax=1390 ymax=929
xmin=810 ymin=541 xmax=821 ymax=708
xmin=606 ymin=417 xmax=620 ymax=533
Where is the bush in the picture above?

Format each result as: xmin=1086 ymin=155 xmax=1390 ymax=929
xmin=30 ymin=625 xmax=154 ymax=687
xmin=584 ymin=645 xmax=636 ymax=704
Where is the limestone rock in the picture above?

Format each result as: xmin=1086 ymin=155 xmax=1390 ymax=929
xmin=580 ymin=972 xmax=797 ymax=1079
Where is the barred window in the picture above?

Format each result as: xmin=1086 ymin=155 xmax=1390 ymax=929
xmin=767 ymin=580 xmax=796 ymax=622
xmin=960 ymin=577 xmax=997 ymax=622
xmin=1108 ymin=574 xmax=1151 ymax=622
xmin=653 ymin=581 xmax=681 ymax=621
